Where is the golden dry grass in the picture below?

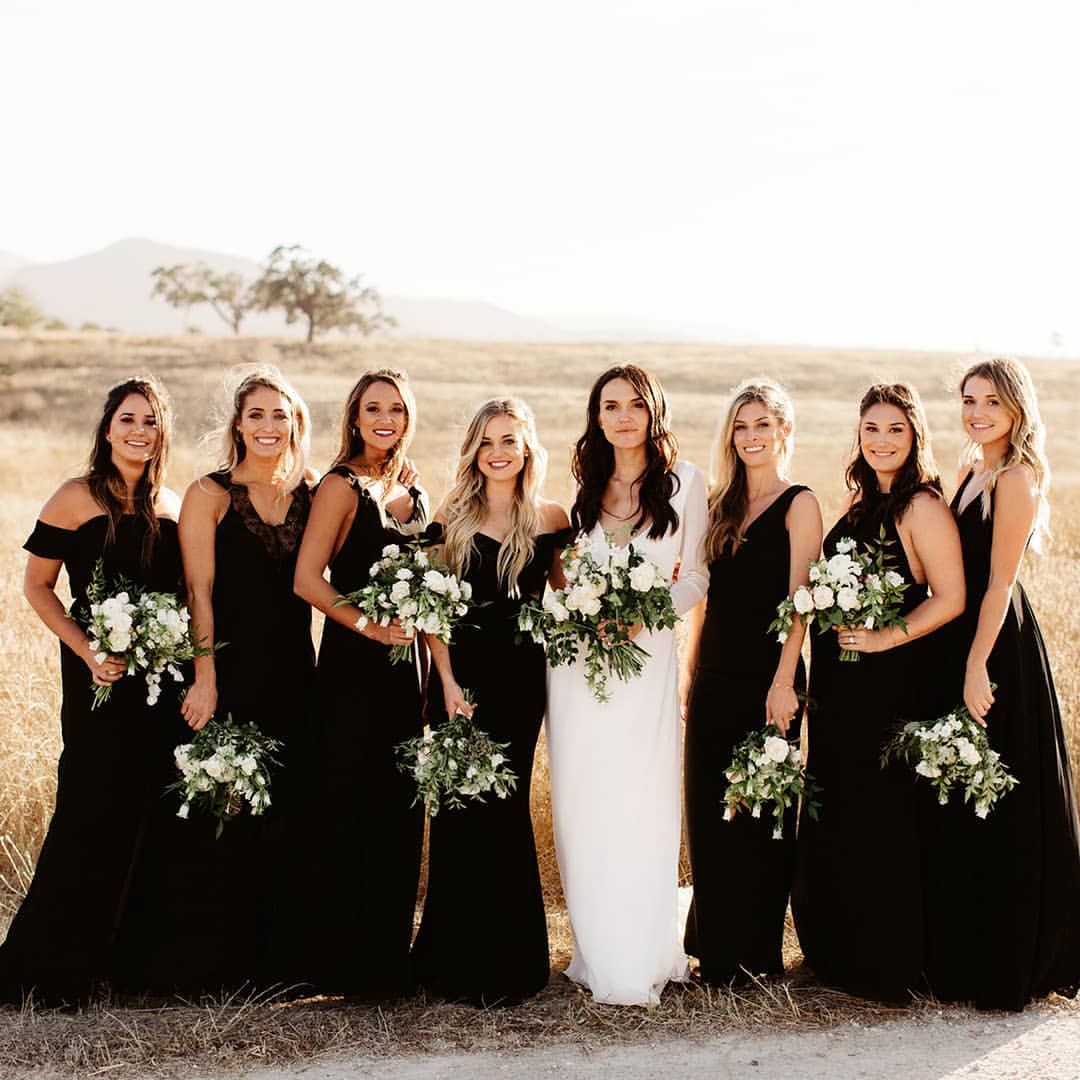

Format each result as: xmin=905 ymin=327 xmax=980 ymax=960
xmin=0 ymin=333 xmax=1077 ymax=1075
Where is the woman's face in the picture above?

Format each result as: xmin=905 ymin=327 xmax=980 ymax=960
xmin=596 ymin=376 xmax=649 ymax=450
xmin=106 ymin=392 xmax=159 ymax=468
xmin=476 ymin=413 xmax=526 ymax=482
xmin=962 ymin=374 xmax=1013 ymax=450
xmin=236 ymin=385 xmax=293 ymax=462
xmin=732 ymin=400 xmax=788 ymax=469
xmin=859 ymin=402 xmax=913 ymax=481
xmin=356 ymin=380 xmax=407 ymax=455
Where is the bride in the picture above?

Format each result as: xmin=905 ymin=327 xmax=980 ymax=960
xmin=546 ymin=364 xmax=708 ymax=1005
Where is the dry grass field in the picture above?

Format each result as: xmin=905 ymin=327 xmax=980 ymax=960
xmin=0 ymin=332 xmax=1077 ymax=1075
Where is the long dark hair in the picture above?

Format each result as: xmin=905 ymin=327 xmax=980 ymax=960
xmin=332 ymin=369 xmax=416 ymax=484
xmin=844 ymin=382 xmax=941 ymax=524
xmin=84 ymin=376 xmax=172 ymax=563
xmin=571 ymin=365 xmax=679 ymax=539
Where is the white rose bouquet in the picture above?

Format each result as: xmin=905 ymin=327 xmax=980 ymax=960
xmin=395 ymin=690 xmax=517 ymax=817
xmin=169 ymin=716 xmax=282 ymax=838
xmin=334 ymin=541 xmax=472 ymax=664
xmin=79 ymin=559 xmax=219 ymax=708
xmin=768 ymin=526 xmax=909 ymax=662
xmin=517 ymin=531 xmax=677 ymax=702
xmin=722 ymin=724 xmax=822 ymax=840
xmin=881 ymin=693 xmax=1017 ymax=818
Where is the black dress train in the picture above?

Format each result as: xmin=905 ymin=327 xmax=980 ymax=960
xmin=411 ymin=531 xmax=556 ymax=1005
xmin=683 ymin=485 xmax=809 ymax=985
xmin=0 ymin=515 xmax=183 ymax=1005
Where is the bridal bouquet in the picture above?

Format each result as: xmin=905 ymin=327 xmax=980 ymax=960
xmin=517 ymin=531 xmax=677 ymax=702
xmin=80 ymin=559 xmax=218 ymax=708
xmin=169 ymin=717 xmax=282 ymax=838
xmin=882 ymin=695 xmax=1017 ymax=818
xmin=722 ymin=725 xmax=821 ymax=840
xmin=768 ymin=527 xmax=908 ymax=662
xmin=395 ymin=691 xmax=517 ymax=817
xmin=335 ymin=541 xmax=472 ymax=664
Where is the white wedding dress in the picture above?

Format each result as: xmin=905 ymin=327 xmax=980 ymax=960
xmin=546 ymin=460 xmax=709 ymax=1005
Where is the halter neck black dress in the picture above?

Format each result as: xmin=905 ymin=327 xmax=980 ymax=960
xmin=0 ymin=515 xmax=182 ymax=1005
xmin=411 ymin=530 xmax=558 ymax=1005
xmin=792 ymin=503 xmax=933 ymax=1003
xmin=922 ymin=471 xmax=1080 ymax=1010
xmin=268 ymin=467 xmax=425 ymax=998
xmin=683 ymin=485 xmax=809 ymax=985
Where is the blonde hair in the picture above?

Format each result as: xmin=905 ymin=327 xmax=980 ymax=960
xmin=704 ymin=378 xmax=794 ymax=560
xmin=332 ymin=369 xmax=416 ymax=491
xmin=442 ymin=398 xmax=547 ymax=596
xmin=213 ymin=365 xmax=311 ymax=492
xmin=961 ymin=357 xmax=1051 ymax=552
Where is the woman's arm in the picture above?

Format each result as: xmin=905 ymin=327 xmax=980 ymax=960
xmin=677 ymin=598 xmax=706 ymax=719
xmin=963 ymin=466 xmax=1037 ymax=723
xmin=178 ymin=478 xmax=227 ymax=730
xmin=671 ymin=464 xmax=709 ymax=616
xmin=767 ymin=489 xmax=823 ymax=734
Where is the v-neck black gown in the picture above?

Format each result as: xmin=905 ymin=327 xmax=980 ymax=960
xmin=0 ymin=515 xmax=182 ymax=1006
xmin=683 ymin=485 xmax=809 ymax=985
xmin=922 ymin=472 xmax=1080 ymax=1011
xmin=411 ymin=531 xmax=557 ymax=1005
xmin=791 ymin=504 xmax=934 ymax=1003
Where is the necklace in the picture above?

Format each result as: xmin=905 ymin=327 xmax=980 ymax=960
xmin=601 ymin=501 xmax=640 ymax=522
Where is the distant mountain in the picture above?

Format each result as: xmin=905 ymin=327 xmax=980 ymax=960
xmin=0 ymin=250 xmax=34 ymax=283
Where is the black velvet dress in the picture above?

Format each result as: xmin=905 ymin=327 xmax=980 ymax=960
xmin=411 ymin=531 xmax=557 ymax=1005
xmin=791 ymin=505 xmax=933 ymax=1003
xmin=922 ymin=472 xmax=1080 ymax=1010
xmin=0 ymin=515 xmax=182 ymax=1005
xmin=269 ymin=468 xmax=424 ymax=998
xmin=683 ymin=485 xmax=809 ymax=985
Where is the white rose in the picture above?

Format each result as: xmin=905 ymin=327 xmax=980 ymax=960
xmin=580 ymin=596 xmax=602 ymax=617
xmin=422 ymin=570 xmax=449 ymax=595
xmin=808 ymin=565 xmax=821 ymax=582
xmin=395 ymin=568 xmax=414 ymax=580
xmin=763 ymin=735 xmax=789 ymax=763
xmin=812 ymin=585 xmax=835 ymax=610
xmin=399 ymin=599 xmax=418 ymax=618
xmin=629 ymin=562 xmax=657 ymax=592
xmin=835 ymin=586 xmax=859 ymax=612
xmin=915 ymin=760 xmax=942 ymax=778
xmin=834 ymin=538 xmax=855 ymax=554
xmin=793 ymin=587 xmax=814 ymax=615
xmin=389 ymin=580 xmax=411 ymax=603
xmin=381 ymin=544 xmax=401 ymax=558
xmin=460 ymin=580 xmax=473 ymax=601
xmin=884 ymin=570 xmax=904 ymax=588
xmin=956 ymin=739 xmax=981 ymax=766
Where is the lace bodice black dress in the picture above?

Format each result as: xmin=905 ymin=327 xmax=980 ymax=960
xmin=268 ymin=468 xmax=425 ymax=998
xmin=791 ymin=504 xmax=934 ymax=1003
xmin=683 ymin=485 xmax=809 ymax=985
xmin=411 ymin=531 xmax=558 ymax=1005
xmin=922 ymin=472 xmax=1080 ymax=1010
xmin=0 ymin=515 xmax=182 ymax=1005
xmin=117 ymin=474 xmax=314 ymax=993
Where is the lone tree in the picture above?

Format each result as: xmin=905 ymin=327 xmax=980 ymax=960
xmin=0 ymin=286 xmax=43 ymax=330
xmin=150 ymin=263 xmax=254 ymax=334
xmin=252 ymin=245 xmax=394 ymax=343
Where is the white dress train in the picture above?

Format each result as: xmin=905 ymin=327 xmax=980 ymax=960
xmin=546 ymin=460 xmax=709 ymax=1005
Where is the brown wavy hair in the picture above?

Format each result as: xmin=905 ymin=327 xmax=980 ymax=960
xmin=332 ymin=369 xmax=416 ymax=484
xmin=571 ymin=365 xmax=679 ymax=540
xmin=84 ymin=375 xmax=172 ymax=563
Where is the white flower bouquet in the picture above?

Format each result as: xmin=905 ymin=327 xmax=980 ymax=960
xmin=169 ymin=716 xmax=282 ymax=838
xmin=517 ymin=531 xmax=677 ymax=702
xmin=881 ymin=694 xmax=1017 ymax=818
xmin=334 ymin=541 xmax=472 ymax=664
xmin=395 ymin=690 xmax=517 ymax=817
xmin=79 ymin=559 xmax=219 ymax=708
xmin=768 ymin=526 xmax=908 ymax=662
xmin=722 ymin=724 xmax=822 ymax=840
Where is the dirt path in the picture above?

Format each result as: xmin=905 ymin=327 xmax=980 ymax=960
xmin=229 ymin=1009 xmax=1079 ymax=1079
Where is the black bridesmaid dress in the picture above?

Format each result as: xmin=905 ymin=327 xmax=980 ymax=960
xmin=269 ymin=467 xmax=424 ymax=998
xmin=791 ymin=505 xmax=933 ymax=1003
xmin=683 ymin=485 xmax=809 ymax=986
xmin=922 ymin=472 xmax=1080 ymax=1011
xmin=411 ymin=531 xmax=556 ymax=1005
xmin=0 ymin=515 xmax=182 ymax=1005
xmin=117 ymin=474 xmax=314 ymax=993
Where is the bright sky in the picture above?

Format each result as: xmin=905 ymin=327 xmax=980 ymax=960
xmin=3 ymin=0 xmax=1079 ymax=351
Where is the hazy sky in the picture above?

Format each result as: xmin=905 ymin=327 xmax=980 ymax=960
xmin=3 ymin=0 xmax=1079 ymax=351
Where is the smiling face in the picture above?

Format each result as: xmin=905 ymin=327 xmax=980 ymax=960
xmin=962 ymin=373 xmax=1014 ymax=453
xmin=732 ymin=399 xmax=788 ymax=469
xmin=355 ymin=379 xmax=407 ymax=457
xmin=105 ymin=392 xmax=159 ymax=468
xmin=859 ymin=402 xmax=913 ymax=485
xmin=597 ymin=376 xmax=650 ymax=450
xmin=476 ymin=412 xmax=526 ymax=483
xmin=236 ymin=385 xmax=293 ymax=462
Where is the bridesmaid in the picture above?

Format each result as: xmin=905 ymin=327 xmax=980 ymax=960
xmin=791 ymin=382 xmax=964 ymax=1003
xmin=411 ymin=398 xmax=568 ymax=1006
xmin=120 ymin=366 xmax=316 ymax=992
xmin=681 ymin=379 xmax=821 ymax=986
xmin=0 ymin=377 xmax=182 ymax=1005
xmin=273 ymin=368 xmax=426 ymax=998
xmin=923 ymin=357 xmax=1080 ymax=1011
